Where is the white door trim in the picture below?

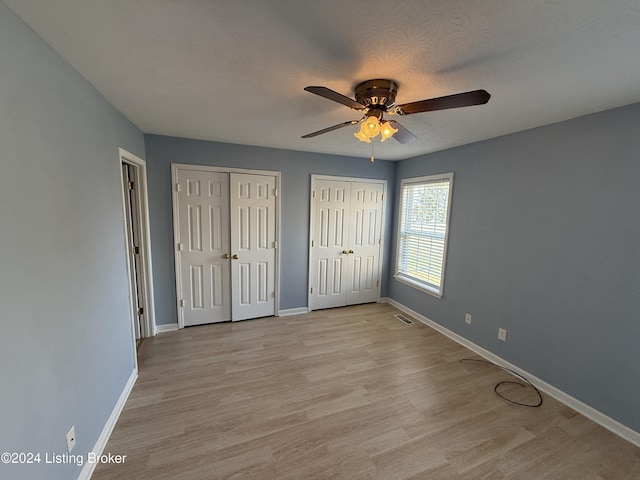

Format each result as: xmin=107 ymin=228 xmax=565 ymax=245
xmin=171 ymin=164 xmax=281 ymax=328
xmin=119 ymin=148 xmax=157 ymax=339
xmin=308 ymin=174 xmax=387 ymax=311
xmin=310 ymin=174 xmax=388 ymax=184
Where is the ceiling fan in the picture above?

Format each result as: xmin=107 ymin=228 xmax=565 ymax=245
xmin=301 ymin=79 xmax=490 ymax=144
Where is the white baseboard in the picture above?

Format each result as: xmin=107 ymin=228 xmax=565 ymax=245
xmin=278 ymin=307 xmax=309 ymax=316
xmin=381 ymin=298 xmax=640 ymax=448
xmin=156 ymin=323 xmax=179 ymax=333
xmin=78 ymin=368 xmax=137 ymax=480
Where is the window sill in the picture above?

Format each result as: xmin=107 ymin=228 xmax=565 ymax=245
xmin=394 ymin=275 xmax=443 ymax=299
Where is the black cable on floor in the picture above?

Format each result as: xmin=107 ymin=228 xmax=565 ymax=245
xmin=460 ymin=357 xmax=543 ymax=408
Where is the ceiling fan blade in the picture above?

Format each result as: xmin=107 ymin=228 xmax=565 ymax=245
xmin=396 ymin=89 xmax=490 ymax=115
xmin=304 ymin=86 xmax=366 ymax=110
xmin=389 ymin=120 xmax=417 ymax=144
xmin=301 ymin=120 xmax=359 ymax=138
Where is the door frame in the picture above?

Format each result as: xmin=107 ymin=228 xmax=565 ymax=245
xmin=171 ymin=163 xmax=281 ymax=329
xmin=307 ymin=174 xmax=387 ymax=311
xmin=119 ymin=148 xmax=157 ymax=339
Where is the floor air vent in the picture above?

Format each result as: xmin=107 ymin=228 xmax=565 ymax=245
xmin=394 ymin=313 xmax=414 ymax=325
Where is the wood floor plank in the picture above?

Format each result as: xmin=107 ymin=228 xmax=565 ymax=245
xmin=91 ymin=304 xmax=640 ymax=479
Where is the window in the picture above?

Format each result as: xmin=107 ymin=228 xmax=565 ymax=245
xmin=395 ymin=173 xmax=454 ymax=297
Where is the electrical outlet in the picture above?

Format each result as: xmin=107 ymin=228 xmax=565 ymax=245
xmin=498 ymin=328 xmax=507 ymax=342
xmin=66 ymin=426 xmax=76 ymax=453
xmin=465 ymin=313 xmax=472 ymax=325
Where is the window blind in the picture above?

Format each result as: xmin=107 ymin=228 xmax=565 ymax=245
xmin=396 ymin=174 xmax=453 ymax=296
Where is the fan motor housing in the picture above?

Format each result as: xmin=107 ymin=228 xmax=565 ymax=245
xmin=355 ymin=79 xmax=398 ymax=109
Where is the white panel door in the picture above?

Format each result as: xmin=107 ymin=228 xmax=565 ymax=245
xmin=309 ymin=177 xmax=385 ymax=311
xmin=230 ymin=173 xmax=276 ymax=321
xmin=346 ymin=182 xmax=384 ymax=305
xmin=176 ymin=170 xmax=231 ymax=326
xmin=309 ymin=179 xmax=351 ymax=310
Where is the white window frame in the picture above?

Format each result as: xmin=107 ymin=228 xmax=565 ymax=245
xmin=394 ymin=172 xmax=454 ymax=298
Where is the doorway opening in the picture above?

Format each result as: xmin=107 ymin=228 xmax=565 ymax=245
xmin=120 ymin=148 xmax=156 ymax=344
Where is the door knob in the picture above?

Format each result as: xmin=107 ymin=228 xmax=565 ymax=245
xmin=342 ymin=250 xmax=349 ymax=254
xmin=232 ymin=254 xmax=239 ymax=260
xmin=348 ymin=249 xmax=354 ymax=254
xmin=223 ymin=253 xmax=230 ymax=259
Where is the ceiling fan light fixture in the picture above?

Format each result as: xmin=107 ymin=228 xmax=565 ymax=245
xmin=379 ymin=121 xmax=397 ymax=142
xmin=355 ymin=114 xmax=396 ymax=143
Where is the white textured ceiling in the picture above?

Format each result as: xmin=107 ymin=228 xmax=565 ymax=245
xmin=5 ymin=0 xmax=640 ymax=160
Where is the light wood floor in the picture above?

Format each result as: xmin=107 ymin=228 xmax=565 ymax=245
xmin=92 ymin=303 xmax=640 ymax=479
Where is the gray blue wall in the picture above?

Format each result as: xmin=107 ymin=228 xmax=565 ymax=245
xmin=389 ymin=103 xmax=640 ymax=432
xmin=0 ymin=4 xmax=145 ymax=479
xmin=144 ymin=135 xmax=396 ymax=326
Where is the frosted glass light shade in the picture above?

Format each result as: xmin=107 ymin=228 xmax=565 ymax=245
xmin=354 ymin=125 xmax=371 ymax=142
xmin=380 ymin=121 xmax=398 ymax=142
xmin=362 ymin=115 xmax=380 ymax=137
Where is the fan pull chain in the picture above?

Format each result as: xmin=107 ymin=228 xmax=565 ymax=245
xmin=370 ymin=141 xmax=375 ymax=163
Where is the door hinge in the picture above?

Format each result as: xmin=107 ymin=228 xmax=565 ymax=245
xmin=377 ymin=280 xmax=379 ymax=287
xmin=312 ymin=190 xmax=316 ymax=198
xmin=273 ymin=241 xmax=278 ymax=248
xmin=128 ymin=181 xmax=135 ymax=191
xmin=175 ymin=183 xmax=181 ymax=192
xmin=177 ymin=243 xmax=184 ymax=251
xmin=381 ymin=193 xmax=384 ymax=201
xmin=131 ymin=246 xmax=139 ymax=255
xmin=137 ymin=307 xmax=144 ymax=315
xmin=310 ymin=287 xmax=313 ymax=294
xmin=311 ymin=240 xmax=314 ymax=247
xmin=180 ymin=299 xmax=184 ymax=307
xmin=274 ymin=188 xmax=278 ymax=197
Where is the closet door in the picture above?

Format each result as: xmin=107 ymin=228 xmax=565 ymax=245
xmin=176 ymin=170 xmax=231 ymax=326
xmin=174 ymin=167 xmax=278 ymax=327
xmin=309 ymin=179 xmax=351 ymax=310
xmin=229 ymin=173 xmax=276 ymax=321
xmin=309 ymin=176 xmax=385 ymax=311
xmin=346 ymin=182 xmax=384 ymax=305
